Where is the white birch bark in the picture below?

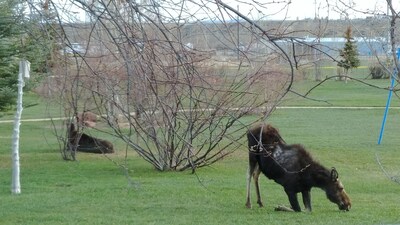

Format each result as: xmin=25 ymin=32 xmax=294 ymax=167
xmin=11 ymin=60 xmax=30 ymax=194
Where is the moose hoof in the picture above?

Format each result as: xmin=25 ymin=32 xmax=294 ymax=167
xmin=245 ymin=203 xmax=252 ymax=209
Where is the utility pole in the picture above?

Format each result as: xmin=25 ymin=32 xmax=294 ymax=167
xmin=237 ymin=5 xmax=240 ymax=60
xmin=314 ymin=0 xmax=321 ymax=81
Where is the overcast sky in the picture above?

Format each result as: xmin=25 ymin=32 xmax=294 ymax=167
xmin=60 ymin=0 xmax=397 ymax=22
xmin=212 ymin=0 xmax=394 ymax=20
xmin=273 ymin=0 xmax=393 ymax=20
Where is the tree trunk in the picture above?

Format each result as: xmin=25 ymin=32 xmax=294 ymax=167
xmin=11 ymin=60 xmax=30 ymax=194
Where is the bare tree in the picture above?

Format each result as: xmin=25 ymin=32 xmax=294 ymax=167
xmin=27 ymin=0 xmax=400 ymax=173
xmin=25 ymin=0 xmax=300 ymax=171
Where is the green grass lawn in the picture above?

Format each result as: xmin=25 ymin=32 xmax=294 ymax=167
xmin=283 ymin=75 xmax=397 ymax=107
xmin=1 ymin=76 xmax=400 ymax=224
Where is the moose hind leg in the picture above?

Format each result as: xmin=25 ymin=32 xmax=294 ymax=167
xmin=286 ymin=191 xmax=301 ymax=212
xmin=246 ymin=160 xmax=262 ymax=208
xmin=253 ymin=165 xmax=263 ymax=207
xmin=245 ymin=165 xmax=253 ymax=208
xmin=301 ymin=190 xmax=312 ymax=212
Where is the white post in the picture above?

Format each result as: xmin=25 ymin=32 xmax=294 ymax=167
xmin=11 ymin=60 xmax=30 ymax=194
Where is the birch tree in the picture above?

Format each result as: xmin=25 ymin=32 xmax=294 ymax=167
xmin=11 ymin=61 xmax=30 ymax=194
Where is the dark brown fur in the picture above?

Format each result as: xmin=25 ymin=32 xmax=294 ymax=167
xmin=245 ymin=123 xmax=351 ymax=212
xmin=68 ymin=123 xmax=114 ymax=154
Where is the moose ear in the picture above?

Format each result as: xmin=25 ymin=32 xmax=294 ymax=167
xmin=330 ymin=167 xmax=339 ymax=181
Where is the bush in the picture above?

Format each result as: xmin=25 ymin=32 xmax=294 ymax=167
xmin=369 ymin=65 xmax=388 ymax=79
xmin=0 ymin=86 xmax=17 ymax=111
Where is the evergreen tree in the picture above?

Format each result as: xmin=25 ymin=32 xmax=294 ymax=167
xmin=337 ymin=26 xmax=360 ymax=81
xmin=0 ymin=0 xmax=53 ymax=111
xmin=0 ymin=0 xmax=20 ymax=110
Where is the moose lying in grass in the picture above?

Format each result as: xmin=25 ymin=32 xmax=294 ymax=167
xmin=245 ymin=123 xmax=351 ymax=212
xmin=68 ymin=123 xmax=114 ymax=154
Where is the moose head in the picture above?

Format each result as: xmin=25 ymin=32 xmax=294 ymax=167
xmin=324 ymin=168 xmax=351 ymax=211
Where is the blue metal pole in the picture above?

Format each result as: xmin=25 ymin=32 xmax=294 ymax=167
xmin=378 ymin=48 xmax=400 ymax=144
xmin=378 ymin=74 xmax=395 ymax=144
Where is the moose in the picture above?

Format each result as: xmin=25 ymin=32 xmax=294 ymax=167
xmin=245 ymin=123 xmax=351 ymax=212
xmin=68 ymin=123 xmax=114 ymax=154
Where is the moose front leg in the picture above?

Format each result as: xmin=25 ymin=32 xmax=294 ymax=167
xmin=301 ymin=190 xmax=312 ymax=212
xmin=286 ymin=191 xmax=301 ymax=212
